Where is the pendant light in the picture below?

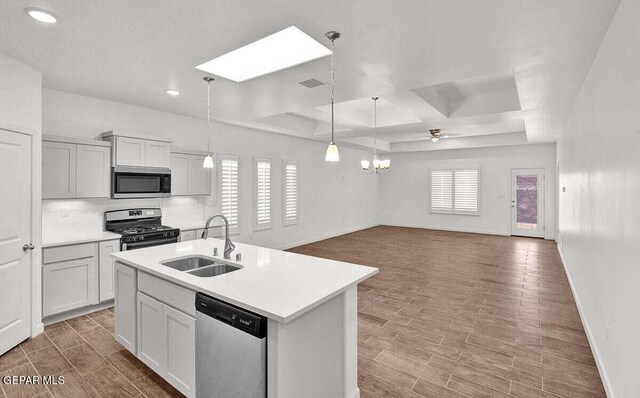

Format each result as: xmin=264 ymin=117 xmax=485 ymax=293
xmin=361 ymin=97 xmax=390 ymax=174
xmin=325 ymin=31 xmax=340 ymax=162
xmin=202 ymin=77 xmax=215 ymax=168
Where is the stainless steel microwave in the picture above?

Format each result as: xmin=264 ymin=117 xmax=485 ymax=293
xmin=112 ymin=166 xmax=171 ymax=199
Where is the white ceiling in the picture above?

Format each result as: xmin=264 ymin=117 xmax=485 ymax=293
xmin=0 ymin=0 xmax=621 ymax=152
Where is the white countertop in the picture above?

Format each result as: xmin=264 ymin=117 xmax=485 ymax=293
xmin=111 ymin=238 xmax=378 ymax=323
xmin=42 ymin=231 xmax=121 ymax=248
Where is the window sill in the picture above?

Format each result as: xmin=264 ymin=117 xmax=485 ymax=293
xmin=254 ymin=224 xmax=272 ymax=232
xmin=282 ymin=219 xmax=298 ymax=227
xmin=429 ymin=210 xmax=481 ymax=217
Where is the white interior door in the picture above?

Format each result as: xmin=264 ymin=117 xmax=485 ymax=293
xmin=0 ymin=129 xmax=32 ymax=355
xmin=511 ymin=168 xmax=545 ymax=238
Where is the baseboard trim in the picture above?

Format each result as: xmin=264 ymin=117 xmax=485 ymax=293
xmin=42 ymin=300 xmax=114 ymax=326
xmin=557 ymin=244 xmax=614 ymax=398
xmin=380 ymin=222 xmax=510 ymax=237
xmin=278 ymin=224 xmax=380 ymax=251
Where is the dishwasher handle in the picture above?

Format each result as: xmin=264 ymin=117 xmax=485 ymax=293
xmin=196 ymin=293 xmax=267 ymax=339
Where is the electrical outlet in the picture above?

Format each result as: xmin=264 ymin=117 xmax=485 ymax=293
xmin=61 ymin=207 xmax=70 ymax=217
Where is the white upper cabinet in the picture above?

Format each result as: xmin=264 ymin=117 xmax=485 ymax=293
xmin=102 ymin=130 xmax=172 ymax=168
xmin=170 ymin=150 xmax=211 ymax=196
xmin=42 ymin=141 xmax=76 ymax=199
xmin=76 ymin=144 xmax=110 ymax=198
xmin=42 ymin=137 xmax=111 ymax=199
xmin=189 ymin=155 xmax=211 ymax=195
xmin=170 ymin=153 xmax=190 ymax=195
xmin=115 ymin=137 xmax=146 ymax=167
xmin=145 ymin=140 xmax=171 ymax=168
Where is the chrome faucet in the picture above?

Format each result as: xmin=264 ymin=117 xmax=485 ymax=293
xmin=202 ymin=214 xmax=235 ymax=259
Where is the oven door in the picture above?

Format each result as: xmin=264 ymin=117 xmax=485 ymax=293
xmin=122 ymin=236 xmax=178 ymax=251
xmin=112 ymin=166 xmax=171 ymax=199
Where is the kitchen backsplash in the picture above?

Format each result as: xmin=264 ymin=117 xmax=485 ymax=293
xmin=42 ymin=196 xmax=216 ymax=235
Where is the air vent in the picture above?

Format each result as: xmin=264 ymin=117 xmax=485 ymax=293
xmin=297 ymin=78 xmax=326 ymax=88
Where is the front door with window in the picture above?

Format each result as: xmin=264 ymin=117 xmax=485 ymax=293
xmin=510 ymin=169 xmax=545 ymax=238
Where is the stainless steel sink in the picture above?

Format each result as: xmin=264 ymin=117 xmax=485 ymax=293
xmin=187 ymin=264 xmax=241 ymax=277
xmin=161 ymin=256 xmax=216 ymax=271
xmin=160 ymin=255 xmax=242 ymax=277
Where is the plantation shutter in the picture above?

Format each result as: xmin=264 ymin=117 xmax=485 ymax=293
xmin=220 ymin=156 xmax=239 ymax=228
xmin=255 ymin=159 xmax=271 ymax=227
xmin=430 ymin=170 xmax=453 ymax=211
xmin=284 ymin=161 xmax=298 ymax=223
xmin=454 ymin=169 xmax=479 ymax=212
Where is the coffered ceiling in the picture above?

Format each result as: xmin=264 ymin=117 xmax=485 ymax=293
xmin=0 ymin=0 xmax=621 ymax=152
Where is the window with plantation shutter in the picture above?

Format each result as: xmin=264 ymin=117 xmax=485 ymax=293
xmin=283 ymin=161 xmax=298 ymax=226
xmin=254 ymin=158 xmax=271 ymax=230
xmin=220 ymin=155 xmax=239 ymax=230
xmin=430 ymin=168 xmax=480 ymax=214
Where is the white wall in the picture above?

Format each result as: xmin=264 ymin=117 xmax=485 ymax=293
xmin=1 ymin=51 xmax=44 ymax=336
xmin=380 ymin=144 xmax=557 ymax=239
xmin=42 ymin=89 xmax=381 ymax=250
xmin=558 ymin=0 xmax=639 ymax=396
xmin=0 ymin=52 xmax=42 ymax=135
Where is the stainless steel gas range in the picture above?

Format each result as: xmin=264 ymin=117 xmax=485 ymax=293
xmin=105 ymin=208 xmax=180 ymax=251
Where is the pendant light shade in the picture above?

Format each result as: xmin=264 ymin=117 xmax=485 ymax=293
xmin=325 ymin=31 xmax=340 ymax=162
xmin=203 ymin=154 xmax=214 ymax=168
xmin=203 ymin=76 xmax=215 ymax=168
xmin=325 ymin=142 xmax=340 ymax=162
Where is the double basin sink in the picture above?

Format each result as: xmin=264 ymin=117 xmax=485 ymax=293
xmin=160 ymin=255 xmax=241 ymax=278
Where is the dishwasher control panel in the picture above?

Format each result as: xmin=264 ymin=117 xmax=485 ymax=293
xmin=196 ymin=293 xmax=267 ymax=338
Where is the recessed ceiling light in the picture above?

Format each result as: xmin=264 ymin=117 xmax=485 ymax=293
xmin=195 ymin=26 xmax=332 ymax=83
xmin=165 ymin=89 xmax=180 ymax=96
xmin=24 ymin=7 xmax=57 ymax=24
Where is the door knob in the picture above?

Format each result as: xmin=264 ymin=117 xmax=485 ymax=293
xmin=23 ymin=243 xmax=35 ymax=251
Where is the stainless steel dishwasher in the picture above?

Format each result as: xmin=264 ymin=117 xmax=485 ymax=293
xmin=195 ymin=293 xmax=267 ymax=398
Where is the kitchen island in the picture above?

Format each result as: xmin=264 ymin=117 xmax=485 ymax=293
xmin=110 ymin=237 xmax=377 ymax=398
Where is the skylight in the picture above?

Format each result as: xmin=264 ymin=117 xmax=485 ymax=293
xmin=195 ymin=26 xmax=332 ymax=83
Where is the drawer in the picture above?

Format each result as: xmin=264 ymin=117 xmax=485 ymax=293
xmin=43 ymin=242 xmax=96 ymax=264
xmin=138 ymin=272 xmax=195 ymax=317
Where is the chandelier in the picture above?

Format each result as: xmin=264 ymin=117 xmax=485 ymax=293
xmin=361 ymin=97 xmax=390 ymax=174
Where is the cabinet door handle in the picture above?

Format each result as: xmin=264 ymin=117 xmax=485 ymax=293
xmin=23 ymin=243 xmax=35 ymax=251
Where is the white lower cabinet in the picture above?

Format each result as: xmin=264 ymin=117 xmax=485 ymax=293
xmin=137 ymin=292 xmax=196 ymax=397
xmin=99 ymin=239 xmax=120 ymax=301
xmin=42 ymin=242 xmax=99 ymax=317
xmin=115 ymin=263 xmax=196 ymax=398
xmin=42 ymin=257 xmax=98 ymax=316
xmin=164 ymin=304 xmax=196 ymax=396
xmin=114 ymin=262 xmax=137 ymax=353
xmin=137 ymin=292 xmax=165 ymax=373
xmin=43 ymin=239 xmax=120 ymax=319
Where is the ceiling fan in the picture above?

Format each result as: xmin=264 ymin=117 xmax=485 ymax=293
xmin=428 ymin=129 xmax=449 ymax=142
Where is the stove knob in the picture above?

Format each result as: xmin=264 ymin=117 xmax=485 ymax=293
xmin=139 ymin=236 xmax=144 ymax=241
xmin=131 ymin=236 xmax=137 ymax=242
xmin=170 ymin=231 xmax=175 ymax=237
xmin=163 ymin=232 xmax=168 ymax=238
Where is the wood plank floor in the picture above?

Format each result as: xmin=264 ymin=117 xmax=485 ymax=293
xmin=0 ymin=308 xmax=183 ymax=398
xmin=0 ymin=226 xmax=606 ymax=398
xmin=289 ymin=226 xmax=606 ymax=398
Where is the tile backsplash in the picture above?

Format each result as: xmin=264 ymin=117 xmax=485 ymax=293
xmin=42 ymin=196 xmax=215 ymax=235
